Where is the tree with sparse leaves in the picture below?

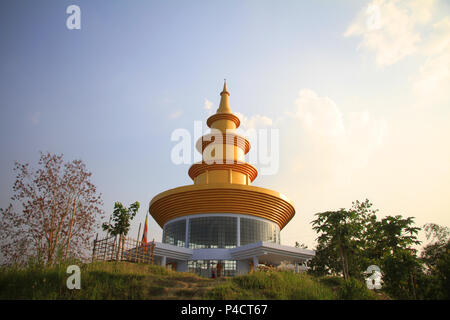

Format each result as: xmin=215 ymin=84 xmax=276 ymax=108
xmin=0 ymin=152 xmax=104 ymax=266
xmin=421 ymin=223 xmax=449 ymax=274
xmin=417 ymin=223 xmax=450 ymax=299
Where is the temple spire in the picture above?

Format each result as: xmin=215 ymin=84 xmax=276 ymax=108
xmin=222 ymin=79 xmax=228 ymax=94
xmin=217 ymin=79 xmax=232 ymax=113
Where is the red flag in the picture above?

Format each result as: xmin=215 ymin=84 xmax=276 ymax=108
xmin=142 ymin=214 xmax=148 ymax=252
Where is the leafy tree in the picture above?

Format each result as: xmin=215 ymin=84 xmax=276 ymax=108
xmin=0 ymin=152 xmax=104 ymax=266
xmin=382 ymin=248 xmax=421 ymax=299
xmin=365 ymin=215 xmax=421 ymax=299
xmin=310 ymin=200 xmax=380 ymax=279
xmin=421 ymin=223 xmax=449 ymax=273
xmin=435 ymin=240 xmax=450 ymax=299
xmin=309 ymin=200 xmax=450 ymax=299
xmin=376 ymin=216 xmax=421 ymax=257
xmin=311 ymin=208 xmax=362 ymax=279
xmin=102 ymin=201 xmax=140 ymax=237
xmin=347 ymin=199 xmax=380 ymax=273
xmin=102 ymin=201 xmax=140 ymax=259
xmin=310 ymin=200 xmax=422 ymax=292
xmin=308 ymin=241 xmax=341 ymax=277
xmin=418 ymin=223 xmax=450 ymax=299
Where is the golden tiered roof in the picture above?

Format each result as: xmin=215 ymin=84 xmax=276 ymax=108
xmin=189 ymin=80 xmax=256 ymax=185
xmin=149 ymin=81 xmax=295 ymax=229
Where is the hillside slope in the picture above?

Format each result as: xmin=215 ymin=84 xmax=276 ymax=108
xmin=0 ymin=262 xmax=385 ymax=300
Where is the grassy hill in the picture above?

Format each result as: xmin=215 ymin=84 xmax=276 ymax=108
xmin=0 ymin=261 xmax=387 ymax=300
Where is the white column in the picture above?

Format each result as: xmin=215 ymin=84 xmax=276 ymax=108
xmin=161 ymin=256 xmax=166 ymax=266
xmin=253 ymin=256 xmax=259 ymax=269
xmin=185 ymin=217 xmax=189 ymax=248
xmin=237 ymin=217 xmax=240 ymax=247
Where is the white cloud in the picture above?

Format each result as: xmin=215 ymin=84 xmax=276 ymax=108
xmin=204 ymin=98 xmax=214 ymax=116
xmin=237 ymin=89 xmax=387 ymax=184
xmin=204 ymin=98 xmax=213 ymax=110
xmin=412 ymin=49 xmax=450 ymax=98
xmin=294 ymin=89 xmax=344 ymax=137
xmin=345 ymin=0 xmax=450 ymax=102
xmin=345 ymin=0 xmax=435 ymax=66
xmin=422 ymin=17 xmax=450 ymax=56
xmin=235 ymin=112 xmax=273 ymax=130
xmin=284 ymin=89 xmax=387 ymax=184
xmin=411 ymin=17 xmax=450 ymax=99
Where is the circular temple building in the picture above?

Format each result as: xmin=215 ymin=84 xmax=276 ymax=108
xmin=149 ymin=81 xmax=314 ymax=276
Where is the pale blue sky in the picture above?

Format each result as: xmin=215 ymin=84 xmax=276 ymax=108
xmin=1 ymin=0 xmax=449 ymax=248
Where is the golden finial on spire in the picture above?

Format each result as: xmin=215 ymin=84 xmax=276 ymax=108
xmin=222 ymin=79 xmax=229 ymax=95
xmin=217 ymin=79 xmax=231 ymax=113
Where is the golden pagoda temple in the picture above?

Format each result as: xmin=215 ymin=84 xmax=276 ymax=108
xmin=148 ymin=81 xmax=314 ymax=276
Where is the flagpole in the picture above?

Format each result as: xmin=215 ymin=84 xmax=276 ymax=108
xmin=136 ymin=222 xmax=141 ymax=263
xmin=137 ymin=222 xmax=142 ymax=244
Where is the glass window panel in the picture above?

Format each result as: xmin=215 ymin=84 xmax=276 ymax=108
xmin=162 ymin=219 xmax=186 ymax=247
xmin=240 ymin=218 xmax=280 ymax=245
xmin=188 ymin=216 xmax=237 ymax=249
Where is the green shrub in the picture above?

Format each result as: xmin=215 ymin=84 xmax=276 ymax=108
xmin=318 ymin=275 xmax=345 ymax=288
xmin=337 ymin=278 xmax=377 ymax=300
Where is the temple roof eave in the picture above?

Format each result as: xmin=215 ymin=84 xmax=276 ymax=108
xmin=149 ymin=183 xmax=296 ymax=230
